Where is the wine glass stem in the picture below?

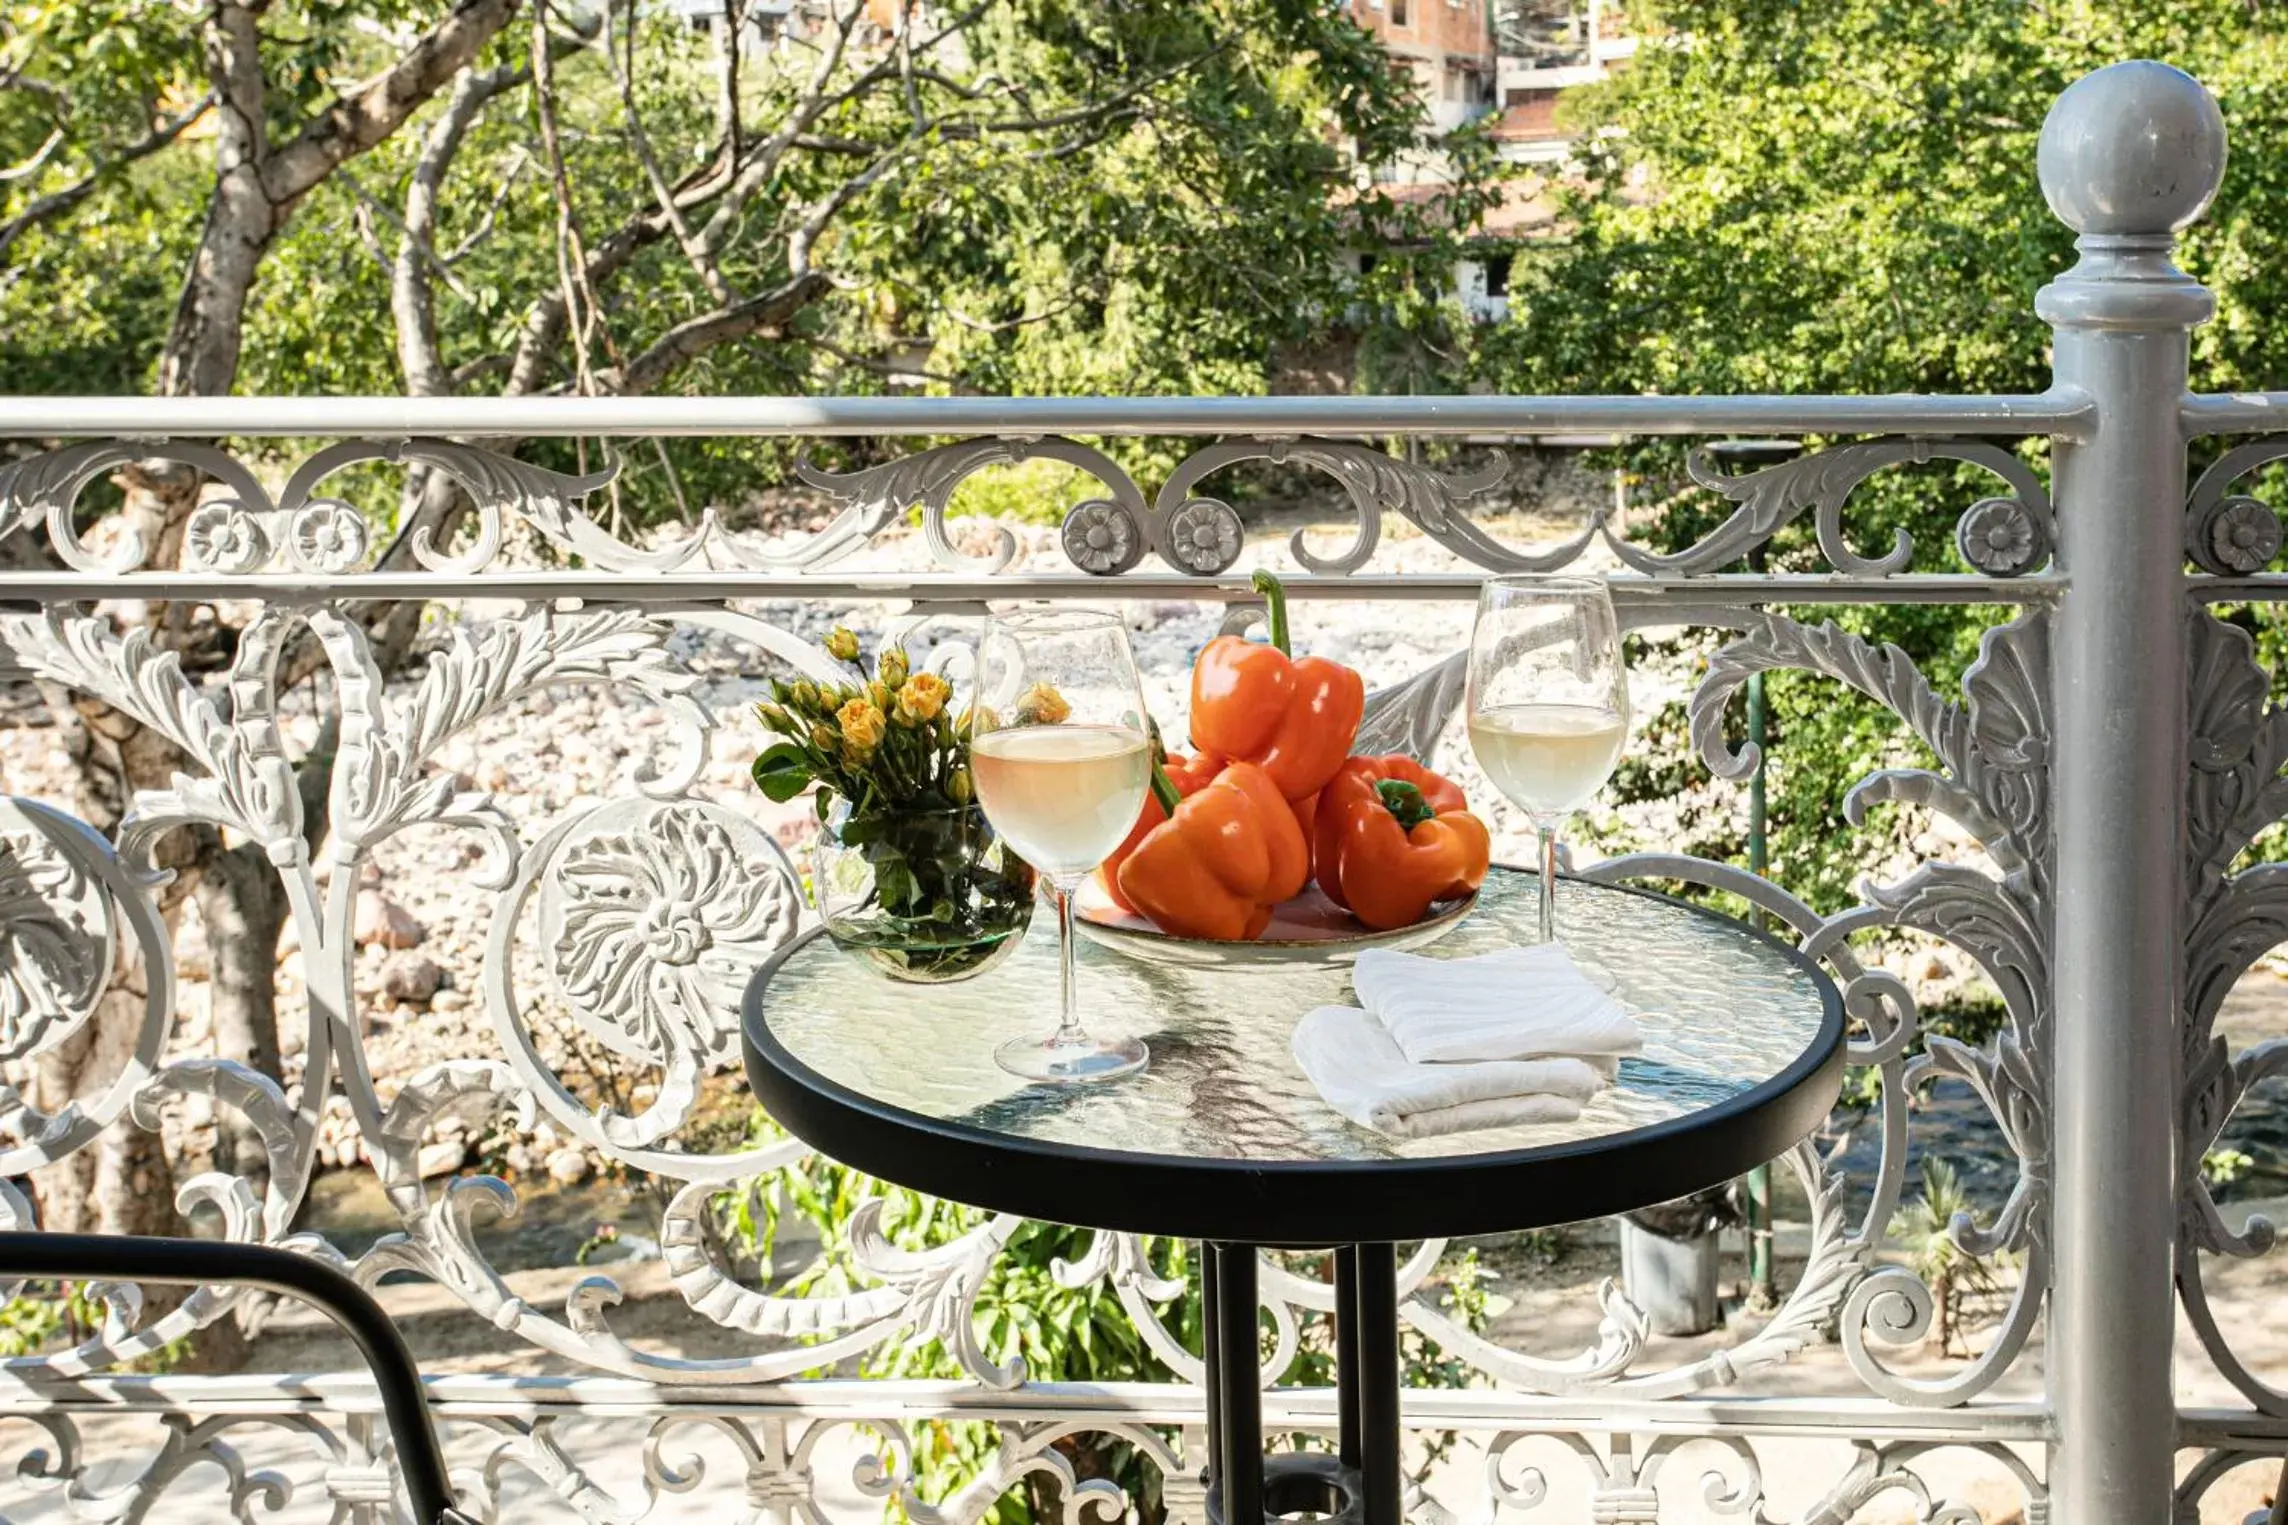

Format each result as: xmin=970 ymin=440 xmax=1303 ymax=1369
xmin=1537 ymin=822 xmax=1560 ymax=944
xmin=1053 ymin=882 xmax=1081 ymax=1043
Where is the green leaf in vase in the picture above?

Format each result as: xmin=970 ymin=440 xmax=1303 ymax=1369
xmin=751 ymin=743 xmax=815 ymax=802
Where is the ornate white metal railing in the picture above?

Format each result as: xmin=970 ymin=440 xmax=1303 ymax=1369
xmin=0 ymin=57 xmax=2283 ymax=1525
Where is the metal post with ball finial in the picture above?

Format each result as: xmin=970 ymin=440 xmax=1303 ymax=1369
xmin=2037 ymin=57 xmax=2228 ymax=1525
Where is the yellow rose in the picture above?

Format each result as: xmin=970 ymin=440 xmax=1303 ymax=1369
xmin=824 ymin=626 xmax=861 ymax=663
xmin=897 ymin=672 xmax=951 ymax=724
xmin=878 ymin=645 xmax=911 ymax=689
xmin=1017 ymin=681 xmax=1071 ymax=725
xmin=810 ymin=721 xmax=839 ymax=751
xmin=837 ymin=697 xmax=886 ymax=755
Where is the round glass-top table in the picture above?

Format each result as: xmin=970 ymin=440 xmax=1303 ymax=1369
xmin=743 ymin=869 xmax=1843 ymax=1525
xmin=742 ymin=870 xmax=1843 ymax=1245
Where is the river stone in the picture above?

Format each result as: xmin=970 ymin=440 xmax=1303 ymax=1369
xmin=380 ymin=954 xmax=444 ymax=1004
xmin=415 ymin=1140 xmax=467 ymax=1179
xmin=545 ymin=1147 xmax=590 ymax=1185
xmin=354 ymin=890 xmax=426 ymax=950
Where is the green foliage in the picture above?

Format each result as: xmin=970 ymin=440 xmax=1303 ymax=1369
xmin=0 ymin=1294 xmax=68 ymax=1359
xmin=6 ymin=2 xmax=1501 ymax=538
xmin=1894 ymin=1155 xmax=2003 ymax=1358
xmin=1488 ymin=1 xmax=2288 ymax=401
xmin=945 ymin=459 xmax=1115 ymax=528
xmin=2203 ymin=1147 xmax=2256 ymax=1188
xmin=1498 ymin=2 xmax=2288 ymax=953
xmin=730 ymin=1117 xmax=1495 ymax=1525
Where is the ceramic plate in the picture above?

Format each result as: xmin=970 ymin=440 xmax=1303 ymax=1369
xmin=1072 ymin=881 xmax=1476 ymax=969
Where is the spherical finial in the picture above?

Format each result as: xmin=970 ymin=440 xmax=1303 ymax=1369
xmin=2038 ymin=61 xmax=2226 ymax=236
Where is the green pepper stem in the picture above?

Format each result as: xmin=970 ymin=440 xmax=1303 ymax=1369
xmin=1251 ymin=569 xmax=1291 ymax=656
xmin=1149 ymin=761 xmax=1183 ymax=816
xmin=1376 ymin=778 xmax=1436 ymax=830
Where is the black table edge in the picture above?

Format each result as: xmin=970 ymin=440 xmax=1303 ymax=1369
xmin=741 ymin=878 xmax=1847 ymax=1248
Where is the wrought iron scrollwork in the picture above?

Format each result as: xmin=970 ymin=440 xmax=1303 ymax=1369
xmin=1609 ymin=437 xmax=2053 ymax=578
xmin=2188 ymin=439 xmax=2288 ymax=574
xmin=2177 ymin=608 xmax=2288 ymax=1415
xmin=1588 ymin=607 xmax=2055 ymax=1409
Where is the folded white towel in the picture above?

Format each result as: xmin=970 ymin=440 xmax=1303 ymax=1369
xmin=1351 ymin=945 xmax=1643 ymax=1065
xmin=1292 ymin=1005 xmax=1606 ymax=1140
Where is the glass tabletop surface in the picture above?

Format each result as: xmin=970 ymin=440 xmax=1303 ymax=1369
xmin=751 ymin=869 xmax=1834 ymax=1167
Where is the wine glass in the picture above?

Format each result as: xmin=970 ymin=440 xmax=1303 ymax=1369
xmin=1466 ymin=576 xmax=1630 ymax=947
xmin=970 ymin=608 xmax=1153 ymax=1083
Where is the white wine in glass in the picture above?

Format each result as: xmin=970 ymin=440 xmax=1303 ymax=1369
xmin=1466 ymin=577 xmax=1630 ymax=945
xmin=971 ymin=609 xmax=1152 ymax=1083
xmin=969 ymin=725 xmax=1153 ymax=874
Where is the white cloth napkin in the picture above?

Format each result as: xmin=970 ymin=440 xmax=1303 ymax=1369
xmin=1351 ymin=945 xmax=1643 ymax=1065
xmin=1292 ymin=1005 xmax=1606 ymax=1140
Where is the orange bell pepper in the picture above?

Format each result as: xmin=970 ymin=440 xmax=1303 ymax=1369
xmin=1094 ymin=750 xmax=1224 ymax=914
xmin=1115 ymin=760 xmax=1310 ymax=941
xmin=1313 ymin=755 xmax=1492 ymax=931
xmin=1190 ymin=571 xmax=1365 ymax=802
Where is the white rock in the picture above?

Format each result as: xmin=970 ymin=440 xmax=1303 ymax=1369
xmin=416 ymin=1140 xmax=467 ymax=1179
xmin=545 ymin=1147 xmax=590 ymax=1185
xmin=380 ymin=954 xmax=444 ymax=1004
xmin=354 ymin=890 xmax=427 ymax=950
xmin=431 ymin=988 xmax=469 ymax=1013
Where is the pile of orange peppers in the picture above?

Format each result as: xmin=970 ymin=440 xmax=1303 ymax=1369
xmin=1099 ymin=571 xmax=1492 ymax=939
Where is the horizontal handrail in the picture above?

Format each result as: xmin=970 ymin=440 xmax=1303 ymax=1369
xmin=0 ymin=1234 xmax=458 ymax=1525
xmin=0 ymin=1369 xmax=2063 ymax=1440
xmin=0 ymin=391 xmax=2093 ymax=440
xmin=0 ymin=571 xmax=2061 ymax=607
xmin=2183 ymin=392 xmax=2288 ymax=436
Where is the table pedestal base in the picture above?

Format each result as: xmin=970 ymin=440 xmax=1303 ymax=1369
xmin=1202 ymin=1243 xmax=1402 ymax=1525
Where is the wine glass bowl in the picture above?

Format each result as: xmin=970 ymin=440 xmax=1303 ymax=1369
xmin=1466 ymin=577 xmax=1630 ymax=946
xmin=970 ymin=608 xmax=1152 ymax=1083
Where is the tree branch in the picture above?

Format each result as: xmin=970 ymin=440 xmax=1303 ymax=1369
xmin=607 ymin=0 xmax=731 ymax=305
xmin=600 ymin=270 xmax=831 ymax=395
xmin=262 ymin=0 xmax=521 ymax=205
xmin=396 ymin=63 xmax=527 ymax=395
xmin=0 ymin=94 xmax=213 ymax=263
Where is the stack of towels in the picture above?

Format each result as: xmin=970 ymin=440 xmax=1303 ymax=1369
xmin=1293 ymin=945 xmax=1643 ymax=1139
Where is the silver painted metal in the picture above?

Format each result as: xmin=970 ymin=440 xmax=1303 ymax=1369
xmin=0 ymin=568 xmax=2061 ymax=606
xmin=2187 ymin=439 xmax=2288 ymax=574
xmin=2035 ymin=56 xmax=2225 ymax=1525
xmin=0 ymin=392 xmax=2096 ymax=439
xmin=0 ymin=428 xmax=2065 ymax=581
xmin=0 ymin=55 xmax=2284 ymax=1523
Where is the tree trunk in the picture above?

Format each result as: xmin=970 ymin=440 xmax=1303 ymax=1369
xmin=1929 ymin=1266 xmax=1954 ymax=1357
xmin=27 ymin=681 xmax=257 ymax=1369
xmin=194 ymin=842 xmax=287 ymax=1191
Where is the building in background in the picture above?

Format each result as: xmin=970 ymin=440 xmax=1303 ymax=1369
xmin=1346 ymin=0 xmax=1502 ymax=139
xmin=1491 ymin=0 xmax=1637 ymax=161
xmin=660 ymin=0 xmax=913 ymax=51
xmin=1344 ymin=0 xmax=1635 ymax=322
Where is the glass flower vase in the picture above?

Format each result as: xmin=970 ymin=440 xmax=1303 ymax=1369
xmin=808 ymin=800 xmax=1036 ymax=983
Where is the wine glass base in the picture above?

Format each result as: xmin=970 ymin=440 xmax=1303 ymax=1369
xmin=996 ymin=1031 xmax=1148 ymax=1084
